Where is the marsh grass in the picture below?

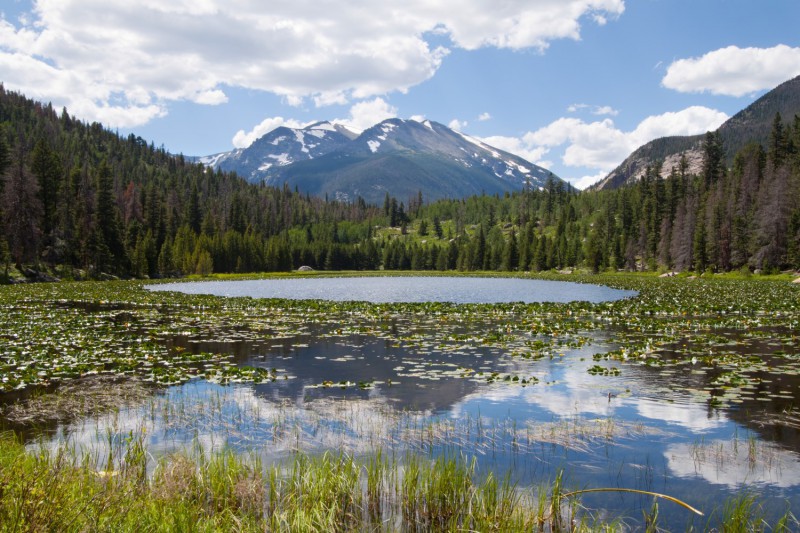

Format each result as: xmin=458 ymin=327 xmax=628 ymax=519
xmin=0 ymin=430 xmax=573 ymax=532
xmin=2 ymin=429 xmax=797 ymax=532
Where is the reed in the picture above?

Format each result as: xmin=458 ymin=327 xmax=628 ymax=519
xmin=1 ymin=430 xmax=797 ymax=531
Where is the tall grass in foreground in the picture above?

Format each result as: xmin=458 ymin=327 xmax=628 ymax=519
xmin=0 ymin=431 xmax=795 ymax=532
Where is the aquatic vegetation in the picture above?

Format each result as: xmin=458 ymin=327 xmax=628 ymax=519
xmin=1 ymin=272 xmax=799 ymax=529
xmin=1 ymin=429 xmax=796 ymax=532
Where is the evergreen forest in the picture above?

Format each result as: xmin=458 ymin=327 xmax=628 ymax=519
xmin=1 ymin=85 xmax=799 ymax=280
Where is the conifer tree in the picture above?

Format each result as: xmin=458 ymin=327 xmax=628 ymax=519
xmin=3 ymin=147 xmax=42 ymax=265
xmin=94 ymin=161 xmax=126 ymax=272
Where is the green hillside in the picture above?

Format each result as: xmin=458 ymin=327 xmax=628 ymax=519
xmin=0 ymin=84 xmax=798 ymax=280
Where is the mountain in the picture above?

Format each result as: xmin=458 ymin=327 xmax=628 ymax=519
xmin=200 ymin=118 xmax=560 ymax=204
xmin=594 ymin=74 xmax=800 ymax=190
xmin=198 ymin=121 xmax=358 ymax=181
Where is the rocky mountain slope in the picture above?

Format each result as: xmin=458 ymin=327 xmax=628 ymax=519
xmin=594 ymin=74 xmax=800 ymax=190
xmin=200 ymin=118 xmax=560 ymax=204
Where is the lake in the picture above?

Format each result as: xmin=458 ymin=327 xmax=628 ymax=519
xmin=147 ymin=275 xmax=638 ymax=303
xmin=3 ymin=276 xmax=799 ymax=529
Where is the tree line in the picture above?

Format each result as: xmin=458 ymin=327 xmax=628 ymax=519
xmin=0 ymin=85 xmax=798 ymax=279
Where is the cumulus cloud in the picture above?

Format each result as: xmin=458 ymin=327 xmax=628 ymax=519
xmin=592 ymin=105 xmax=618 ymax=116
xmin=573 ymin=171 xmax=609 ymax=190
xmin=477 ymin=112 xmax=492 ymax=121
xmin=416 ymin=0 xmax=625 ymax=51
xmin=663 ymin=44 xmax=800 ymax=97
xmin=232 ymin=117 xmax=309 ymax=149
xmin=337 ymin=97 xmax=398 ymax=132
xmin=448 ymin=118 xmax=467 ymax=131
xmin=0 ymin=0 xmax=625 ymax=127
xmin=494 ymin=106 xmax=728 ymax=189
xmin=479 ymin=135 xmax=551 ymax=167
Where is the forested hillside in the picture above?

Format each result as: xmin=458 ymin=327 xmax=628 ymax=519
xmin=0 ymin=85 xmax=382 ymax=279
xmin=0 ymin=85 xmax=799 ymax=279
xmin=596 ymin=75 xmax=800 ymax=190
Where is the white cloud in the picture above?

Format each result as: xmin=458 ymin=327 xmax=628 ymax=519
xmin=480 ymin=135 xmax=550 ymax=166
xmin=489 ymin=106 xmax=728 ymax=189
xmin=631 ymin=106 xmax=728 ymax=143
xmin=192 ymin=89 xmax=228 ymax=105
xmin=284 ymin=95 xmax=304 ymax=107
xmin=572 ymin=171 xmax=608 ymax=190
xmin=232 ymin=117 xmax=308 ymax=148
xmin=337 ymin=97 xmax=398 ymax=132
xmin=477 ymin=112 xmax=491 ymax=121
xmin=0 ymin=0 xmax=625 ymax=128
xmin=448 ymin=118 xmax=467 ymax=131
xmin=663 ymin=44 xmax=800 ymax=97
xmin=592 ymin=105 xmax=618 ymax=116
xmin=567 ymin=103 xmax=618 ymax=116
xmin=313 ymin=91 xmax=349 ymax=107
xmin=415 ymin=0 xmax=625 ymax=51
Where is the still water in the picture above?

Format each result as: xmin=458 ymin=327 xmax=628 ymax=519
xmin=11 ymin=278 xmax=799 ymax=529
xmin=148 ymin=276 xmax=638 ymax=303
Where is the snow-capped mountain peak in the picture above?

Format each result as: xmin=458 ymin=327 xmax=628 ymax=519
xmin=198 ymin=117 xmax=561 ymax=203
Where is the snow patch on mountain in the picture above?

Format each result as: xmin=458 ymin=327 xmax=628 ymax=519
xmin=507 ymin=161 xmax=531 ymax=174
xmin=367 ymin=140 xmax=380 ymax=153
xmin=198 ymin=152 xmax=232 ymax=167
xmin=269 ymin=153 xmax=292 ymax=166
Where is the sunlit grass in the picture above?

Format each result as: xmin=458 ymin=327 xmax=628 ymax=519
xmin=5 ymin=430 xmax=793 ymax=532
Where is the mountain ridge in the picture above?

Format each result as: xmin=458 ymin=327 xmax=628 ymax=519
xmin=593 ymin=74 xmax=800 ymax=190
xmin=199 ymin=118 xmax=561 ymax=204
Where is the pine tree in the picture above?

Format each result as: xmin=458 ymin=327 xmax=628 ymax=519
xmin=767 ymin=112 xmax=787 ymax=168
xmin=471 ymin=225 xmax=486 ymax=270
xmin=3 ymin=147 xmax=42 ymax=265
xmin=94 ymin=161 xmax=126 ymax=272
xmin=0 ymin=131 xmax=10 ymax=178
xmin=433 ymin=216 xmax=443 ymax=239
xmin=502 ymin=228 xmax=518 ymax=271
xmin=30 ymin=138 xmax=63 ymax=239
xmin=701 ymin=131 xmax=724 ymax=189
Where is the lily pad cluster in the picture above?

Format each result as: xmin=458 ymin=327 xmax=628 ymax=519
xmin=0 ymin=274 xmax=798 ymax=423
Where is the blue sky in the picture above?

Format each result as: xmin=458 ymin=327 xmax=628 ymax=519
xmin=2 ymin=1 xmax=800 ymax=188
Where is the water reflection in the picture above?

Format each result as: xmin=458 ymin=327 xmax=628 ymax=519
xmin=666 ymin=440 xmax=800 ymax=488
xmin=635 ymin=398 xmax=726 ymax=432
xmin=11 ymin=316 xmax=800 ymax=529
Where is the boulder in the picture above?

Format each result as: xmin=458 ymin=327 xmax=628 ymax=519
xmin=297 ymin=265 xmax=315 ymax=272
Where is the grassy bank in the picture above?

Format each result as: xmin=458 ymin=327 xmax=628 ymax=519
xmin=0 ymin=430 xmax=574 ymax=532
xmin=2 ymin=430 xmax=795 ymax=532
